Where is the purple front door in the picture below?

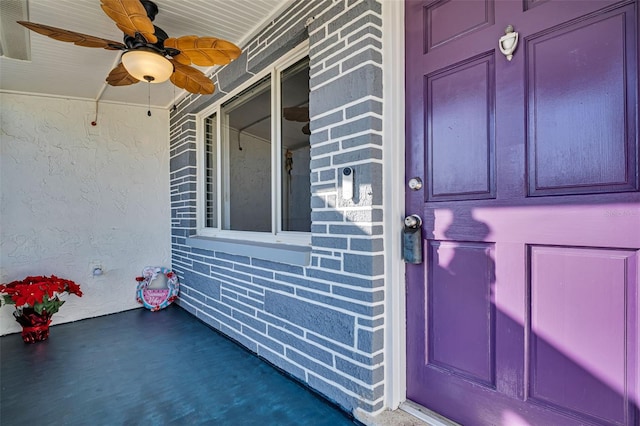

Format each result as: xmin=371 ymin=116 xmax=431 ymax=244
xmin=405 ymin=1 xmax=640 ymax=424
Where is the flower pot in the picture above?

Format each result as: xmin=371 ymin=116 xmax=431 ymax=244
xmin=14 ymin=308 xmax=53 ymax=343
xmin=21 ymin=321 xmax=52 ymax=343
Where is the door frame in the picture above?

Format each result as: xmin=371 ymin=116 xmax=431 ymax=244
xmin=382 ymin=0 xmax=407 ymax=411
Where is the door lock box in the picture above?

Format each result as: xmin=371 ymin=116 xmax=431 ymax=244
xmin=402 ymin=214 xmax=423 ymax=264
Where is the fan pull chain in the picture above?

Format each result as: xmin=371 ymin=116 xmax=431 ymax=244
xmin=147 ymin=82 xmax=152 ymax=117
xmin=171 ymin=84 xmax=177 ymax=112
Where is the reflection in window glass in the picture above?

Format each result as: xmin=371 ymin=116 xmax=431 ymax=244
xmin=204 ymin=112 xmax=217 ymax=228
xmin=281 ymin=57 xmax=311 ymax=232
xmin=223 ymin=77 xmax=272 ymax=232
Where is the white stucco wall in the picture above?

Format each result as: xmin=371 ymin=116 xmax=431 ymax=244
xmin=0 ymin=93 xmax=170 ymax=335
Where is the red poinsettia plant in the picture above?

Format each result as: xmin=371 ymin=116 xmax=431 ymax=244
xmin=0 ymin=275 xmax=83 ymax=343
xmin=0 ymin=275 xmax=83 ymax=316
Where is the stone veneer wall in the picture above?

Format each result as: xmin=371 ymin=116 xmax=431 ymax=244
xmin=169 ymin=0 xmax=384 ymax=414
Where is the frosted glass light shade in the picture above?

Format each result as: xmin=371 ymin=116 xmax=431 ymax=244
xmin=121 ymin=50 xmax=173 ymax=83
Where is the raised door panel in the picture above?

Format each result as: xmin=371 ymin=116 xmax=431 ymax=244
xmin=424 ymin=0 xmax=495 ymax=52
xmin=427 ymin=53 xmax=496 ymax=201
xmin=529 ymin=246 xmax=638 ymax=424
xmin=526 ymin=5 xmax=638 ymax=196
xmin=428 ymin=241 xmax=496 ymax=386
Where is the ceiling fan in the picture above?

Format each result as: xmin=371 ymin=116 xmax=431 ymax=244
xmin=283 ymin=106 xmax=310 ymax=135
xmin=17 ymin=0 xmax=241 ymax=95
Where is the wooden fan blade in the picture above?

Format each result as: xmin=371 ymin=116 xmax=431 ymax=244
xmin=100 ymin=0 xmax=157 ymax=44
xmin=171 ymin=52 xmax=192 ymax=66
xmin=169 ymin=60 xmax=215 ymax=95
xmin=283 ymin=107 xmax=309 ymax=122
xmin=106 ymin=62 xmax=139 ymax=86
xmin=165 ymin=36 xmax=241 ymax=67
xmin=17 ymin=21 xmax=125 ymax=50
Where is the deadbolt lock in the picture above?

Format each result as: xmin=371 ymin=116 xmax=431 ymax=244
xmin=408 ymin=177 xmax=423 ymax=191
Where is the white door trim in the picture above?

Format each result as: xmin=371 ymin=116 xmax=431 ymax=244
xmin=382 ymin=0 xmax=407 ymax=411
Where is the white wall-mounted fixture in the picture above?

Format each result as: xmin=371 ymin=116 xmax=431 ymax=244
xmin=342 ymin=167 xmax=354 ymax=200
xmin=90 ymin=261 xmax=104 ymax=277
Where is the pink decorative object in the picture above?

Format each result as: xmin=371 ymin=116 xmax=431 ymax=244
xmin=135 ymin=267 xmax=179 ymax=311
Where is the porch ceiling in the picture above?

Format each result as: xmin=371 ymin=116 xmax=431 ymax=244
xmin=0 ymin=0 xmax=293 ymax=109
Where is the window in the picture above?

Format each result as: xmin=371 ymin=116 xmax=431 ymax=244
xmin=199 ymin=50 xmax=310 ymax=243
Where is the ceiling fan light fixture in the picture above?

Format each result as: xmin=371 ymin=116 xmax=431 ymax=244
xmin=121 ymin=50 xmax=173 ymax=83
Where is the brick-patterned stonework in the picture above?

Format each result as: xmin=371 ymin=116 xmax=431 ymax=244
xmin=169 ymin=0 xmax=385 ymax=414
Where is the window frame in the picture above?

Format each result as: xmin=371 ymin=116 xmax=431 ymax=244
xmin=196 ymin=41 xmax=311 ymax=246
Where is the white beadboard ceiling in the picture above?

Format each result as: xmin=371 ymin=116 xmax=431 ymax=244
xmin=0 ymin=0 xmax=293 ymax=108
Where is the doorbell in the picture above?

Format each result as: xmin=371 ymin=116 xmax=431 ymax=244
xmin=342 ymin=167 xmax=354 ymax=200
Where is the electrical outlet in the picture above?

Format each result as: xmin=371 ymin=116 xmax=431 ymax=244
xmin=90 ymin=261 xmax=103 ymax=277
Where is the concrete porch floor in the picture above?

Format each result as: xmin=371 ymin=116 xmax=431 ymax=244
xmin=0 ymin=306 xmax=358 ymax=425
xmin=0 ymin=305 xmax=459 ymax=426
